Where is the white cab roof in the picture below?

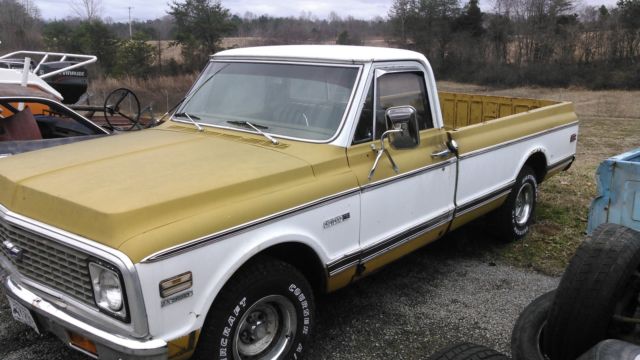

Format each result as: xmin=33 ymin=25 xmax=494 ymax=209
xmin=213 ymin=45 xmax=428 ymax=64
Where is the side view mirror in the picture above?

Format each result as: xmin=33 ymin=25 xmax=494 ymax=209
xmin=385 ymin=106 xmax=420 ymax=150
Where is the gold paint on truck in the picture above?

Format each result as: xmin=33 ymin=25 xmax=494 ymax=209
xmin=0 ymin=93 xmax=577 ymax=265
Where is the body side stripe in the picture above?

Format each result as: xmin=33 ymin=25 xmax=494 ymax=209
xmin=327 ymin=183 xmax=515 ymax=276
xmin=458 ymin=121 xmax=578 ymax=160
xmin=361 ymin=157 xmax=456 ymax=192
xmin=327 ymin=210 xmax=453 ymax=275
xmin=546 ymin=155 xmax=575 ymax=172
xmin=455 ymin=182 xmax=515 ymax=216
xmin=144 ymin=123 xmax=576 ymax=264
xmin=142 ymin=157 xmax=459 ymax=263
xmin=141 ymin=188 xmax=360 ymax=263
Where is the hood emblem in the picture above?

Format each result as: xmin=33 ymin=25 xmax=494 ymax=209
xmin=2 ymin=240 xmax=23 ymax=261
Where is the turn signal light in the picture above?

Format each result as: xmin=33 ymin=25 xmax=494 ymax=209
xmin=160 ymin=272 xmax=193 ymax=298
xmin=68 ymin=331 xmax=97 ymax=356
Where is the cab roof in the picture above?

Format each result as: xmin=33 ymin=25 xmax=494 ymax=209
xmin=0 ymin=83 xmax=58 ymax=100
xmin=213 ymin=45 xmax=428 ymax=64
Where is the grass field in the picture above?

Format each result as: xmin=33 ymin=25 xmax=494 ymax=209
xmin=438 ymin=82 xmax=640 ymax=274
xmin=89 ymin=77 xmax=639 ymax=274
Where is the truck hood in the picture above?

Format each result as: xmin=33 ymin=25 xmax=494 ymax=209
xmin=0 ymin=127 xmax=319 ymax=253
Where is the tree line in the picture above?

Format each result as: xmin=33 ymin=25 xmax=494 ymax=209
xmin=388 ymin=0 xmax=640 ymax=88
xmin=1 ymin=0 xmax=639 ymax=88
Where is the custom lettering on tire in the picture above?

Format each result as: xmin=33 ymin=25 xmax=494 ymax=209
xmin=195 ymin=257 xmax=314 ymax=360
xmin=289 ymin=283 xmax=311 ymax=358
xmin=218 ymin=297 xmax=247 ymax=359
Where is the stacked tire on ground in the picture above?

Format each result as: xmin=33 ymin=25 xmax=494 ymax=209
xmin=511 ymin=223 xmax=640 ymax=360
xmin=429 ymin=224 xmax=640 ymax=360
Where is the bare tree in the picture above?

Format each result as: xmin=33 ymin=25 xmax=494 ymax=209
xmin=70 ymin=0 xmax=102 ymax=22
xmin=388 ymin=0 xmax=413 ymax=44
xmin=0 ymin=0 xmax=42 ymax=50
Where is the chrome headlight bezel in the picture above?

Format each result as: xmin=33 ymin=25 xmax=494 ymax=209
xmin=88 ymin=260 xmax=129 ymax=322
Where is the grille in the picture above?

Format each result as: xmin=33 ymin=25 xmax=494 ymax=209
xmin=0 ymin=217 xmax=95 ymax=305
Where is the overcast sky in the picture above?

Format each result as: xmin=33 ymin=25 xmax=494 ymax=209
xmin=36 ymin=0 xmax=615 ymax=22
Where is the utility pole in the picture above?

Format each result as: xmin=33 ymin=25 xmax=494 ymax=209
xmin=128 ymin=6 xmax=133 ymax=39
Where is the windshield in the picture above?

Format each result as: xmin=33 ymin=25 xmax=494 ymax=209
xmin=174 ymin=62 xmax=360 ymax=141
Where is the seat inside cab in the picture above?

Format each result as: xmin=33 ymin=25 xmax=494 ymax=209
xmin=0 ymin=107 xmax=42 ymax=141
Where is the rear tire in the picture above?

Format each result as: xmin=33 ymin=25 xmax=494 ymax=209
xmin=510 ymin=291 xmax=555 ymax=360
xmin=543 ymin=224 xmax=640 ymax=360
xmin=493 ymin=166 xmax=537 ymax=241
xmin=427 ymin=342 xmax=509 ymax=360
xmin=193 ymin=256 xmax=314 ymax=360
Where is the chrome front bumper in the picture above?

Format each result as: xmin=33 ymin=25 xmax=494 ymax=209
xmin=3 ymin=276 xmax=168 ymax=360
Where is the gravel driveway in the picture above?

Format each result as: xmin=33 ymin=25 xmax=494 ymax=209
xmin=0 ymin=231 xmax=559 ymax=360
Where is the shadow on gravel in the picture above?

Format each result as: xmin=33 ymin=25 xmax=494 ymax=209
xmin=306 ymin=219 xmax=556 ymax=360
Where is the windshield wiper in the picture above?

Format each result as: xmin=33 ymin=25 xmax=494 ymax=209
xmin=227 ymin=120 xmax=268 ymax=129
xmin=226 ymin=120 xmax=279 ymax=145
xmin=174 ymin=112 xmax=200 ymax=120
xmin=174 ymin=112 xmax=203 ymax=132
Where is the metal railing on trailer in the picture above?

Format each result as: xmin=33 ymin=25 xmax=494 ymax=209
xmin=0 ymin=51 xmax=97 ymax=79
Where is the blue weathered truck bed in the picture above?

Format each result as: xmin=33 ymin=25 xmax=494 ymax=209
xmin=588 ymin=148 xmax=640 ymax=234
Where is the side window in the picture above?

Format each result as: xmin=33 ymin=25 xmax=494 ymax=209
xmin=375 ymin=72 xmax=433 ymax=139
xmin=352 ymin=82 xmax=374 ymax=144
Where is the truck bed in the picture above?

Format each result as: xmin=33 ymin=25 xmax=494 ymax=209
xmin=439 ymin=92 xmax=577 ymax=159
xmin=588 ymin=148 xmax=640 ymax=234
xmin=437 ymin=92 xmax=578 ymax=230
xmin=439 ymin=92 xmax=559 ymax=130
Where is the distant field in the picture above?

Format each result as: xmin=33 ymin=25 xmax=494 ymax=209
xmin=149 ymin=37 xmax=394 ymax=64
xmin=88 ymin=74 xmax=196 ymax=114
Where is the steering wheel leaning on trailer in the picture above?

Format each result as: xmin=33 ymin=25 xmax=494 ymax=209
xmin=0 ymin=51 xmax=155 ymax=132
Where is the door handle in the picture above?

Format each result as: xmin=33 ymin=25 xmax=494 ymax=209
xmin=431 ymin=148 xmax=451 ymax=158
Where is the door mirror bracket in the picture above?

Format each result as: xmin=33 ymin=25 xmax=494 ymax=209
xmin=368 ymin=106 xmax=422 ymax=180
xmin=368 ymin=129 xmax=402 ymax=180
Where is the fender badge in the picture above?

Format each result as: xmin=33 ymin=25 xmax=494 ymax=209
xmin=323 ymin=213 xmax=351 ymax=229
xmin=161 ymin=290 xmax=193 ymax=308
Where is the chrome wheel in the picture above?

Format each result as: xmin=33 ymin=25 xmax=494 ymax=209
xmin=233 ymin=295 xmax=297 ymax=359
xmin=515 ymin=182 xmax=534 ymax=226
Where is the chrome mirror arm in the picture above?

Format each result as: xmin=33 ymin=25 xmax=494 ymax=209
xmin=368 ymin=129 xmax=402 ymax=180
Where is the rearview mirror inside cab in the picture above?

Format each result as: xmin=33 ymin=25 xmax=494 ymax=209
xmin=385 ymin=106 xmax=420 ymax=149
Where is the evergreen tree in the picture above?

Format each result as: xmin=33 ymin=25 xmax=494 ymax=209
xmin=168 ymin=0 xmax=236 ymax=71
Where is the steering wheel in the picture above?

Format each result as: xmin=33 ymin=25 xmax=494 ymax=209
xmin=103 ymin=88 xmax=141 ymax=131
xmin=139 ymin=105 xmax=158 ymax=128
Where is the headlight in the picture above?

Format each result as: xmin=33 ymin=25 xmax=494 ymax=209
xmin=88 ymin=262 xmax=127 ymax=320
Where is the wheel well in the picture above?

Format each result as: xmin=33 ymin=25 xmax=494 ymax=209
xmin=524 ymin=152 xmax=547 ymax=183
xmin=258 ymin=242 xmax=327 ymax=294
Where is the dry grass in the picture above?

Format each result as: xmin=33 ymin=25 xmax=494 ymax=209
xmin=87 ymin=74 xmax=197 ymax=115
xmin=438 ymin=81 xmax=640 ymax=274
xmin=145 ymin=40 xmax=183 ymax=63
xmin=150 ymin=37 xmax=396 ymax=65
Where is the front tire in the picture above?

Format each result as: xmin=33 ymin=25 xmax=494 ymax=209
xmin=494 ymin=166 xmax=537 ymax=241
xmin=193 ymin=256 xmax=314 ymax=360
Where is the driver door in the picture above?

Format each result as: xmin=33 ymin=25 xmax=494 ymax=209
xmin=347 ymin=65 xmax=456 ymax=276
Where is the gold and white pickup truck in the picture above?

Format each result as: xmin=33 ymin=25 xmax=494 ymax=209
xmin=0 ymin=46 xmax=578 ymax=360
